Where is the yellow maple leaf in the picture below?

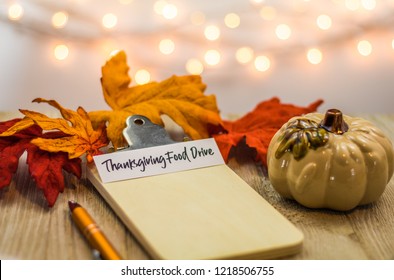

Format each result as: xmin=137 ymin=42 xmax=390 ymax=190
xmin=1 ymin=98 xmax=108 ymax=162
xmin=88 ymin=50 xmax=222 ymax=149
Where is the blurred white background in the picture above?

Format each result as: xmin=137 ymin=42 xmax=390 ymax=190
xmin=1 ymin=0 xmax=394 ymax=117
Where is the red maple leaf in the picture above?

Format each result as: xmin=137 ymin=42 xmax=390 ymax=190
xmin=0 ymin=119 xmax=41 ymax=188
xmin=0 ymin=119 xmax=82 ymax=207
xmin=210 ymin=97 xmax=324 ymax=167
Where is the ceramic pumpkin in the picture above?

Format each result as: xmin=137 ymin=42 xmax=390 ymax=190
xmin=267 ymin=109 xmax=394 ymax=211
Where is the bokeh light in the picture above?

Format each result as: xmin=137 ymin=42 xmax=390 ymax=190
xmin=186 ymin=58 xmax=204 ymax=74
xmin=224 ymin=13 xmax=240 ymax=28
xmin=52 ymin=11 xmax=68 ymax=29
xmin=275 ymin=24 xmax=291 ymax=40
xmin=8 ymin=3 xmax=24 ymax=21
xmin=102 ymin=13 xmax=118 ymax=29
xmin=54 ymin=44 xmax=69 ymax=61
xmin=235 ymin=47 xmax=254 ymax=64
xmin=135 ymin=69 xmax=151 ymax=85
xmin=316 ymin=14 xmax=332 ymax=30
xmin=254 ymin=55 xmax=271 ymax=72
xmin=307 ymin=48 xmax=323 ymax=64
xmin=159 ymin=39 xmax=175 ymax=55
xmin=204 ymin=50 xmax=221 ymax=66
xmin=357 ymin=40 xmax=372 ymax=56
xmin=204 ymin=25 xmax=220 ymax=41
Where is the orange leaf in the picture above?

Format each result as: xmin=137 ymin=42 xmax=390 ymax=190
xmin=1 ymin=99 xmax=109 ymax=162
xmin=89 ymin=50 xmax=222 ymax=149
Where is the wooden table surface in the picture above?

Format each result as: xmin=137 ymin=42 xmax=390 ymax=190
xmin=0 ymin=112 xmax=393 ymax=260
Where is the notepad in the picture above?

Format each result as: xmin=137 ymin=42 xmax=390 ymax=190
xmin=87 ymin=163 xmax=303 ymax=260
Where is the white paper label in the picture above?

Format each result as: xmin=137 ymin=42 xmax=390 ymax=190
xmin=93 ymin=138 xmax=225 ymax=183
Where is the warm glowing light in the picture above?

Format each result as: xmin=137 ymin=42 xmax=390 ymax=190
xmin=254 ymin=55 xmax=271 ymax=72
xmin=186 ymin=58 xmax=204 ymax=74
xmin=204 ymin=25 xmax=220 ymax=41
xmin=8 ymin=0 xmax=391 ymax=79
xmin=250 ymin=0 xmax=265 ymax=4
xmin=259 ymin=6 xmax=277 ymax=21
xmin=275 ymin=24 xmax=291 ymax=40
xmin=224 ymin=13 xmax=240 ymax=29
xmin=357 ymin=40 xmax=372 ymax=56
xmin=153 ymin=0 xmax=178 ymax=19
xmin=204 ymin=50 xmax=221 ymax=66
xmin=361 ymin=0 xmax=376 ymax=10
xmin=102 ymin=13 xmax=118 ymax=29
xmin=159 ymin=39 xmax=175 ymax=55
xmin=316 ymin=14 xmax=332 ymax=30
xmin=54 ymin=44 xmax=69 ymax=61
xmin=100 ymin=39 xmax=120 ymax=58
xmin=109 ymin=49 xmax=121 ymax=58
xmin=235 ymin=47 xmax=254 ymax=64
xmin=52 ymin=12 xmax=68 ymax=29
xmin=162 ymin=3 xmax=178 ymax=19
xmin=8 ymin=3 xmax=23 ymax=21
xmin=307 ymin=48 xmax=323 ymax=65
xmin=154 ymin=0 xmax=167 ymax=14
xmin=345 ymin=0 xmax=360 ymax=11
xmin=135 ymin=69 xmax=151 ymax=85
xmin=190 ymin=11 xmax=205 ymax=25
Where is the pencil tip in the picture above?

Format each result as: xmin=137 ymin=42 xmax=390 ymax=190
xmin=68 ymin=200 xmax=79 ymax=211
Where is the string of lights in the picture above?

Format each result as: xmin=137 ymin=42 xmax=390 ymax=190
xmin=2 ymin=0 xmax=394 ymax=85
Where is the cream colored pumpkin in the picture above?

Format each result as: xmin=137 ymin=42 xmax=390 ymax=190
xmin=267 ymin=109 xmax=394 ymax=211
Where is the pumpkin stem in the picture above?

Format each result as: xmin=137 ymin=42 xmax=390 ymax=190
xmin=320 ymin=109 xmax=349 ymax=135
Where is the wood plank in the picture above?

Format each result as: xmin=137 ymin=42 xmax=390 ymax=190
xmin=346 ymin=114 xmax=394 ymax=259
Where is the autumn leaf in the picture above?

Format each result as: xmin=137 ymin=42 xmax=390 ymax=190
xmin=89 ymin=50 xmax=222 ymax=149
xmin=0 ymin=99 xmax=105 ymax=206
xmin=210 ymin=97 xmax=324 ymax=167
xmin=1 ymin=98 xmax=109 ymax=162
xmin=0 ymin=119 xmax=41 ymax=189
xmin=27 ymin=145 xmax=81 ymax=207
xmin=0 ymin=119 xmax=81 ymax=207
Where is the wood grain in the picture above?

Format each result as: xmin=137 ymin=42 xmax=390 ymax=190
xmin=0 ymin=112 xmax=393 ymax=260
